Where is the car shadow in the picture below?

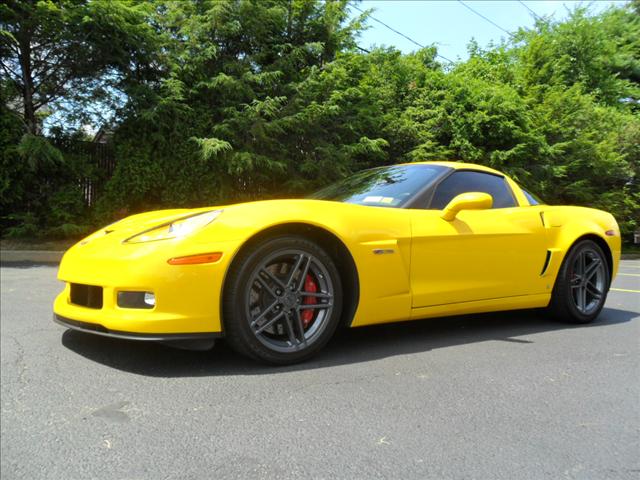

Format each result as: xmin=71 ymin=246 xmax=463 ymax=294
xmin=60 ymin=306 xmax=638 ymax=378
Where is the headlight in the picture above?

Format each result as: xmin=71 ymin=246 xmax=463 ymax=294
xmin=125 ymin=210 xmax=222 ymax=243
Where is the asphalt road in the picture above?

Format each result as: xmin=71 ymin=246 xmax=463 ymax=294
xmin=1 ymin=261 xmax=639 ymax=480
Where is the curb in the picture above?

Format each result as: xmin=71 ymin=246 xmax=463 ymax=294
xmin=0 ymin=250 xmax=64 ymax=264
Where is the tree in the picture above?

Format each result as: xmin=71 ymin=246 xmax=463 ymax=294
xmin=514 ymin=5 xmax=640 ymax=106
xmin=97 ymin=0 xmax=369 ymax=214
xmin=1 ymin=0 xmax=637 ymax=243
xmin=0 ymin=0 xmax=157 ymax=134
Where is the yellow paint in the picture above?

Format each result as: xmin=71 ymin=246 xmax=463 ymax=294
xmin=610 ymin=288 xmax=640 ymax=293
xmin=410 ymin=206 xmax=549 ymax=308
xmin=53 ymin=161 xmax=622 ymax=335
xmin=618 ymin=273 xmax=640 ymax=277
xmin=440 ymin=192 xmax=493 ymax=221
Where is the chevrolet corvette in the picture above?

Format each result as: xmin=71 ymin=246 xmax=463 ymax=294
xmin=53 ymin=161 xmax=621 ymax=364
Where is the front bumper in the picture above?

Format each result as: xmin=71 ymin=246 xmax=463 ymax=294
xmin=53 ymin=236 xmax=241 ymax=336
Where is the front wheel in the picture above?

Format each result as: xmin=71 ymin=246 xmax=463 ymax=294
xmin=223 ymin=235 xmax=343 ymax=364
xmin=548 ymin=239 xmax=610 ymax=324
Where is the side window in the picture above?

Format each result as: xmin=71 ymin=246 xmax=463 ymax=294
xmin=429 ymin=171 xmax=517 ymax=209
xmin=522 ymin=189 xmax=544 ymax=206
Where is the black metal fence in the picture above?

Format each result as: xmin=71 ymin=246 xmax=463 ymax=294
xmin=53 ymin=139 xmax=116 ymax=206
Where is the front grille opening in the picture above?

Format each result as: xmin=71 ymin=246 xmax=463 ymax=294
xmin=70 ymin=283 xmax=103 ymax=309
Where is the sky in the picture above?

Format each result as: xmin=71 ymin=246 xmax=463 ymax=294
xmin=351 ymin=0 xmax=629 ymax=62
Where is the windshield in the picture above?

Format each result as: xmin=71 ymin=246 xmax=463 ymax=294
xmin=309 ymin=164 xmax=447 ymax=208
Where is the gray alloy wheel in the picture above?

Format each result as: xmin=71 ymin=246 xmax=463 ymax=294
xmin=568 ymin=247 xmax=606 ymax=315
xmin=223 ymin=235 xmax=343 ymax=365
xmin=549 ymin=239 xmax=610 ymax=324
xmin=245 ymin=249 xmax=335 ymax=353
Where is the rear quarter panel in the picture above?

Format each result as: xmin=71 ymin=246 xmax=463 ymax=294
xmin=543 ymin=206 xmax=621 ymax=281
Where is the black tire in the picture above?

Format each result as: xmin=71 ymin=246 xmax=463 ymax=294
xmin=223 ymin=235 xmax=343 ymax=365
xmin=548 ymin=239 xmax=610 ymax=324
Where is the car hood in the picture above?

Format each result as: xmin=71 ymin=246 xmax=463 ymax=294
xmin=76 ymin=207 xmax=220 ymax=246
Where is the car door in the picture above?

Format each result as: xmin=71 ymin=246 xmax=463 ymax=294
xmin=410 ymin=170 xmax=549 ymax=308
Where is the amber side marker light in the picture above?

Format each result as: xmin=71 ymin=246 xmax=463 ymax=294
xmin=605 ymin=230 xmax=616 ymax=236
xmin=167 ymin=252 xmax=223 ymax=265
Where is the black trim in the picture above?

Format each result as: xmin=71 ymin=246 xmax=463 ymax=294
xmin=540 ymin=250 xmax=552 ymax=276
xmin=53 ymin=314 xmax=222 ymax=341
xmin=403 ymin=167 xmax=454 ymax=209
xmin=70 ymin=283 xmax=103 ymax=309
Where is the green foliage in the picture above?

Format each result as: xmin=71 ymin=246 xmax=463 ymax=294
xmin=1 ymin=0 xmax=638 ymax=243
xmin=1 ymin=0 xmax=159 ymax=133
xmin=0 ymin=104 xmax=92 ymax=238
xmin=16 ymin=134 xmax=64 ymax=169
xmin=191 ymin=137 xmax=233 ymax=162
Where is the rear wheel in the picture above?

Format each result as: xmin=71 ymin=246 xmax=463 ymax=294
xmin=549 ymin=239 xmax=610 ymax=324
xmin=223 ymin=235 xmax=343 ymax=364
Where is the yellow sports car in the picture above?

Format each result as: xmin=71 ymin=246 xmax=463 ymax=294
xmin=54 ymin=161 xmax=621 ymax=364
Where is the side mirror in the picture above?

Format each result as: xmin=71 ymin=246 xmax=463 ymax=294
xmin=441 ymin=192 xmax=493 ymax=221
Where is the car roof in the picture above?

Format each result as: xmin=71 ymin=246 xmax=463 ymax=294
xmin=402 ymin=161 xmax=505 ymax=177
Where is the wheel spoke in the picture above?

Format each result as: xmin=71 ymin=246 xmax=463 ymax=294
xmin=293 ymin=309 xmax=308 ymax=346
xmin=283 ymin=313 xmax=307 ymax=350
xmin=283 ymin=314 xmax=297 ymax=346
xmin=299 ymin=291 xmax=333 ymax=299
xmin=250 ymin=300 xmax=279 ymax=328
xmin=255 ymin=276 xmax=277 ymax=298
xmin=577 ymin=285 xmax=587 ymax=312
xmin=296 ymin=255 xmax=312 ymax=291
xmin=298 ymin=303 xmax=333 ymax=310
xmin=286 ymin=254 xmax=306 ymax=288
xmin=584 ymin=259 xmax=602 ymax=281
xmin=571 ymin=254 xmax=583 ymax=285
xmin=573 ymin=252 xmax=584 ymax=278
xmin=586 ymin=282 xmax=602 ymax=298
xmin=260 ymin=268 xmax=286 ymax=290
xmin=254 ymin=311 xmax=285 ymax=335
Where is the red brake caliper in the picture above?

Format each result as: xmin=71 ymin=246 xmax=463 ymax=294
xmin=301 ymin=274 xmax=318 ymax=328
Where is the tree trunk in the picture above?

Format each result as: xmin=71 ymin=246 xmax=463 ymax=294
xmin=18 ymin=27 xmax=37 ymax=135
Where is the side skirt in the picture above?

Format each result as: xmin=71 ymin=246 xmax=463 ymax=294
xmin=409 ymin=293 xmax=551 ymax=321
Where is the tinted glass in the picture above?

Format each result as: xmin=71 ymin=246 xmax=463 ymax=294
xmin=430 ymin=170 xmax=516 ymax=209
xmin=522 ymin=188 xmax=544 ymax=206
xmin=310 ymin=164 xmax=447 ymax=208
